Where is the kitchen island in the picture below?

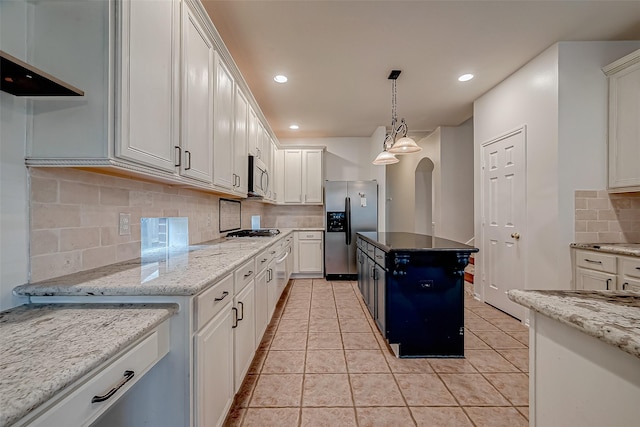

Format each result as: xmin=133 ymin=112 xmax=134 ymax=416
xmin=508 ymin=289 xmax=640 ymax=426
xmin=356 ymin=232 xmax=477 ymax=358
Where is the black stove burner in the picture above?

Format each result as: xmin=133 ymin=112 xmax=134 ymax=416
xmin=226 ymin=229 xmax=280 ymax=237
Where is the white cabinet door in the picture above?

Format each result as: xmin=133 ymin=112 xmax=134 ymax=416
xmin=275 ymin=149 xmax=284 ymax=204
xmin=116 ymin=0 xmax=179 ymax=172
xmin=303 ymin=149 xmax=323 ymax=204
xmin=181 ymin=2 xmax=214 ymax=183
xmin=234 ymin=88 xmax=249 ymax=194
xmin=284 ymin=150 xmax=303 ymax=203
xmin=213 ymin=53 xmax=235 ymax=190
xmin=247 ymin=106 xmax=259 ymax=158
xmin=298 ymin=240 xmax=323 ymax=273
xmin=254 ymin=269 xmax=268 ymax=346
xmin=605 ymin=49 xmax=640 ymax=191
xmin=266 ymin=260 xmax=278 ymax=320
xmin=233 ymin=281 xmax=255 ymax=392
xmin=575 ymin=267 xmax=617 ymax=291
xmin=195 ymin=304 xmax=234 ymax=427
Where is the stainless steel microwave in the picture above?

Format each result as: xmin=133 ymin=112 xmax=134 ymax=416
xmin=248 ymin=155 xmax=269 ymax=197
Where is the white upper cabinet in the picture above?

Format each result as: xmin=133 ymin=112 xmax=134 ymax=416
xmin=234 ymin=88 xmax=249 ymax=195
xmin=282 ymin=148 xmax=324 ymax=204
xmin=283 ymin=149 xmax=303 ymax=203
xmin=247 ymin=106 xmax=260 ymax=159
xmin=303 ymin=149 xmax=323 ymax=204
xmin=212 ymin=52 xmax=235 ymax=189
xmin=181 ymin=1 xmax=214 ymax=183
xmin=604 ymin=48 xmax=640 ymax=192
xmin=116 ymin=0 xmax=180 ymax=172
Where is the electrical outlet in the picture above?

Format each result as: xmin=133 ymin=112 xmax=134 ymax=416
xmin=119 ymin=213 xmax=131 ymax=236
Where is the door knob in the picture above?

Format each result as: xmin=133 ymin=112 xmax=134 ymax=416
xmin=511 ymin=232 xmax=520 ymax=240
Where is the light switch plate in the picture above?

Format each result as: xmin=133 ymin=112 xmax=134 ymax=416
xmin=119 ymin=213 xmax=131 ymax=236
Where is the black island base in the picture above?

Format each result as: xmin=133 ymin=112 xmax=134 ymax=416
xmin=356 ymin=232 xmax=478 ymax=358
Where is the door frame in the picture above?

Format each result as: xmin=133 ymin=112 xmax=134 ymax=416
xmin=479 ymin=125 xmax=528 ymax=320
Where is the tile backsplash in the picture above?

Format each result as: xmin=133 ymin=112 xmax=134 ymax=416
xmin=574 ymin=190 xmax=640 ymax=243
xmin=29 ymin=168 xmax=324 ymax=282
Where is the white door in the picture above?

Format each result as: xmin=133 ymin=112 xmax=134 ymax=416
xmin=481 ymin=127 xmax=526 ymax=319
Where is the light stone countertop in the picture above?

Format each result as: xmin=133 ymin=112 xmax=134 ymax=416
xmin=507 ymin=289 xmax=640 ymax=359
xmin=14 ymin=229 xmax=300 ymax=297
xmin=0 ymin=303 xmax=177 ymax=427
xmin=571 ymin=242 xmax=640 ymax=257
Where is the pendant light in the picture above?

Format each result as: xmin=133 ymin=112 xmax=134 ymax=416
xmin=373 ymin=70 xmax=421 ymax=165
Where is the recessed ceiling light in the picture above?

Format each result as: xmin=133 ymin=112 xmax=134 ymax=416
xmin=289 ymin=124 xmax=299 ymax=130
xmin=458 ymin=73 xmax=474 ymax=82
xmin=274 ymin=75 xmax=288 ymax=83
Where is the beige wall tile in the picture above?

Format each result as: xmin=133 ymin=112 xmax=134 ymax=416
xmin=574 ymin=198 xmax=587 ymax=209
xmin=60 ymin=181 xmax=99 ymax=205
xmin=116 ymin=241 xmax=141 ymax=262
xmin=598 ymin=232 xmax=624 ymax=243
xmin=575 ymin=190 xmax=598 ymax=197
xmin=60 ymin=227 xmax=101 ymax=252
xmin=82 ymin=246 xmax=117 ymax=270
xmin=100 ymin=187 xmax=130 ymax=206
xmin=586 ymin=221 xmax=608 ymax=232
xmin=31 ymin=177 xmax=58 ymax=203
xmin=574 ymin=232 xmax=598 ymax=243
xmin=30 ymin=252 xmax=82 ymax=282
xmin=574 ymin=190 xmax=640 ymax=244
xmin=30 ymin=229 xmax=59 ymax=256
xmin=31 ymin=203 xmax=81 ymax=230
xmin=597 ymin=210 xmax=617 ymax=221
xmin=586 ymin=198 xmax=610 ymax=210
xmin=575 ymin=210 xmax=597 ymax=221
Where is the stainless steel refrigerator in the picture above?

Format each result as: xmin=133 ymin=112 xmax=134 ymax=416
xmin=325 ymin=180 xmax=378 ymax=279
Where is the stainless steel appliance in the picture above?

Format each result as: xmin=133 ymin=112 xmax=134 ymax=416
xmin=325 ymin=180 xmax=378 ymax=280
xmin=248 ymin=155 xmax=269 ymax=197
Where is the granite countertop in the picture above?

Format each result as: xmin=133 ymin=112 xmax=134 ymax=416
xmin=14 ymin=229 xmax=296 ymax=297
xmin=358 ymin=231 xmax=478 ymax=253
xmin=508 ymin=289 xmax=640 ymax=359
xmin=571 ymin=242 xmax=640 ymax=257
xmin=0 ymin=303 xmax=177 ymax=427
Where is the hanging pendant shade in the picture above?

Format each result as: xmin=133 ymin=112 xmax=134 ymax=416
xmin=389 ymin=136 xmax=421 ymax=154
xmin=372 ymin=150 xmax=399 ymax=165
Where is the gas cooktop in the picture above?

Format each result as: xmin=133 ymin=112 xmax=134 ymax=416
xmin=226 ymin=229 xmax=280 ymax=237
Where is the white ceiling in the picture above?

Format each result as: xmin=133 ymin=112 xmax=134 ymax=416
xmin=202 ymin=1 xmax=640 ymax=139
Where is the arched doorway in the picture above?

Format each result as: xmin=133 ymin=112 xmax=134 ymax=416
xmin=415 ymin=157 xmax=434 ymax=235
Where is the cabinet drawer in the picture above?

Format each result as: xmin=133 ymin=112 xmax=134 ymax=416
xmin=195 ymin=273 xmax=234 ymax=329
xmin=374 ymin=248 xmax=386 ymax=268
xmin=235 ymin=258 xmax=256 ymax=293
xmin=298 ymin=231 xmax=322 ymax=240
xmin=620 ymin=257 xmax=640 ymax=279
xmin=575 ymin=250 xmax=616 ymax=273
xmin=621 ymin=276 xmax=640 ymax=292
xmin=255 ymin=248 xmax=275 ymax=274
xmin=366 ymin=243 xmax=375 ymax=259
xmin=28 ymin=321 xmax=170 ymax=427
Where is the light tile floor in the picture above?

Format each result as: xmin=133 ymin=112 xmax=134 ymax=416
xmin=225 ymin=279 xmax=529 ymax=426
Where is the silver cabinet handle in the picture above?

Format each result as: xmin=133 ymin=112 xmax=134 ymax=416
xmin=237 ymin=301 xmax=244 ymax=321
xmin=174 ymin=146 xmax=181 ymax=167
xmin=232 ymin=307 xmax=238 ymax=328
xmin=623 ymin=282 xmax=628 ymax=290
xmin=92 ymin=370 xmax=135 ymax=403
xmin=584 ymin=259 xmax=602 ymax=264
xmin=606 ymin=278 xmax=611 ymax=290
xmin=244 ymin=270 xmax=253 ymax=278
xmin=214 ymin=291 xmax=229 ymax=302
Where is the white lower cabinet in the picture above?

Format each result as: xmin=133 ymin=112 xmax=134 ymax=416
xmin=254 ymin=268 xmax=269 ymax=345
xmin=572 ymin=248 xmax=640 ymax=291
xmin=294 ymin=231 xmax=324 ymax=276
xmin=575 ymin=267 xmax=616 ymax=291
xmin=195 ymin=303 xmax=234 ymax=427
xmin=233 ymin=280 xmax=256 ymax=393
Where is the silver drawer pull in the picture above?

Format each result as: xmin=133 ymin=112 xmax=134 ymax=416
xmin=584 ymin=259 xmax=602 ymax=264
xmin=91 ymin=370 xmax=135 ymax=403
xmin=244 ymin=270 xmax=253 ymax=278
xmin=214 ymin=291 xmax=229 ymax=302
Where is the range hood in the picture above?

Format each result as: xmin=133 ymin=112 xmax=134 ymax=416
xmin=1 ymin=50 xmax=84 ymax=97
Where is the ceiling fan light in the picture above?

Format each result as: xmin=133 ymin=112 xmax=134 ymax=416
xmin=372 ymin=150 xmax=399 ymax=165
xmin=388 ymin=136 xmax=421 ymax=154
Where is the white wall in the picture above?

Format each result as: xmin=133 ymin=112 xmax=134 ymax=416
xmin=0 ymin=1 xmax=30 ymax=310
xmin=439 ymin=118 xmax=474 ymax=243
xmin=386 ymin=120 xmax=474 ymax=243
xmin=474 ymin=41 xmax=640 ymax=302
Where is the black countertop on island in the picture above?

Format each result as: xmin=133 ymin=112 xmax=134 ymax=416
xmin=358 ymin=232 xmax=478 ymax=253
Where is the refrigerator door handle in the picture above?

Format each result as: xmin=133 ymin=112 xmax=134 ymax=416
xmin=345 ymin=197 xmax=351 ymax=245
